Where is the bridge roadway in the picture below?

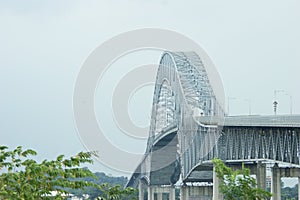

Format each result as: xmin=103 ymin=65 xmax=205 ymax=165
xmin=221 ymin=115 xmax=300 ymax=127
xmin=127 ymin=115 xmax=300 ymax=200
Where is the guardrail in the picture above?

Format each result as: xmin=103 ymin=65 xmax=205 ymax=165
xmin=222 ymin=115 xmax=300 ymax=127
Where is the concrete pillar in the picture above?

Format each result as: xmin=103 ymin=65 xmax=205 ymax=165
xmin=271 ymin=164 xmax=281 ymax=200
xmin=157 ymin=192 xmax=162 ymax=200
xmin=213 ymin=166 xmax=223 ymax=200
xmin=256 ymin=162 xmax=267 ymax=190
xmin=138 ymin=180 xmax=144 ymax=200
xmin=298 ymin=177 xmax=300 ymax=200
xmin=148 ymin=186 xmax=154 ymax=200
xmin=180 ymin=185 xmax=188 ymax=200
xmin=169 ymin=187 xmax=176 ymax=200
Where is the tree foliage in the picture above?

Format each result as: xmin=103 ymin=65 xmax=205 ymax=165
xmin=0 ymin=145 xmax=135 ymax=200
xmin=213 ymin=158 xmax=272 ymax=200
xmin=100 ymin=183 xmax=137 ymax=200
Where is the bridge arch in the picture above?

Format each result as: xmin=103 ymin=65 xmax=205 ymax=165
xmin=143 ymin=51 xmax=224 ymax=185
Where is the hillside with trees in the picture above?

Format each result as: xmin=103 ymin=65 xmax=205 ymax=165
xmin=281 ymin=184 xmax=298 ymax=200
xmin=66 ymin=171 xmax=138 ymax=199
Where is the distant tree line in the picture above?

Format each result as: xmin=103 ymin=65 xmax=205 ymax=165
xmin=281 ymin=184 xmax=298 ymax=200
xmin=66 ymin=172 xmax=138 ymax=199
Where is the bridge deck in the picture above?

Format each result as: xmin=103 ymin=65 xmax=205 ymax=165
xmin=196 ymin=115 xmax=300 ymax=128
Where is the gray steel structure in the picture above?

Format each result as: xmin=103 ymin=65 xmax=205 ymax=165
xmin=126 ymin=51 xmax=300 ymax=200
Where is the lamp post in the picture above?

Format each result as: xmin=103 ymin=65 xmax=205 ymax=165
xmin=273 ymin=90 xmax=284 ymax=115
xmin=273 ymin=90 xmax=293 ymax=115
xmin=227 ymin=97 xmax=236 ymax=116
xmin=274 ymin=90 xmax=285 ymax=101
xmin=285 ymin=93 xmax=293 ymax=115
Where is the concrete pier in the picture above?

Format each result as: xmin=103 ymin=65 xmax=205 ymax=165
xmin=256 ymin=162 xmax=267 ymax=190
xmin=271 ymin=164 xmax=281 ymax=200
xmin=138 ymin=180 xmax=144 ymax=200
xmin=148 ymin=186 xmax=154 ymax=200
xmin=213 ymin=165 xmax=223 ymax=200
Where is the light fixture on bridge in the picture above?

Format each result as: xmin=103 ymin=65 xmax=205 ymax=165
xmin=274 ymin=90 xmax=293 ymax=115
xmin=227 ymin=97 xmax=236 ymax=116
xmin=285 ymin=93 xmax=293 ymax=115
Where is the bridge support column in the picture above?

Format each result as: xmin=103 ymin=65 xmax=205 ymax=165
xmin=256 ymin=162 xmax=266 ymax=190
xmin=169 ymin=187 xmax=175 ymax=200
xmin=148 ymin=186 xmax=154 ymax=200
xmin=271 ymin=163 xmax=281 ymax=200
xmin=298 ymin=177 xmax=300 ymax=200
xmin=213 ymin=165 xmax=223 ymax=200
xmin=180 ymin=185 xmax=188 ymax=200
xmin=157 ymin=192 xmax=162 ymax=200
xmin=138 ymin=180 xmax=144 ymax=200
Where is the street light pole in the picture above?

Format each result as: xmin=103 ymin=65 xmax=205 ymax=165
xmin=273 ymin=90 xmax=284 ymax=115
xmin=290 ymin=95 xmax=293 ymax=115
xmin=285 ymin=93 xmax=293 ymax=115
xmin=273 ymin=90 xmax=293 ymax=115
xmin=274 ymin=90 xmax=285 ymax=101
xmin=227 ymin=97 xmax=236 ymax=116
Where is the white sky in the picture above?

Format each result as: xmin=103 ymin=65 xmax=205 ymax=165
xmin=0 ymin=0 xmax=299 ymax=176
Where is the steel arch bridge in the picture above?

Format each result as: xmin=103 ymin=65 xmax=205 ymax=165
xmin=126 ymin=51 xmax=300 ymax=200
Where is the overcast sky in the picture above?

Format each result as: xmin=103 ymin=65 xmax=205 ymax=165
xmin=0 ymin=0 xmax=299 ymax=176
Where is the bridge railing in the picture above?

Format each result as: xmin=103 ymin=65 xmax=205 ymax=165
xmin=223 ymin=115 xmax=300 ymax=127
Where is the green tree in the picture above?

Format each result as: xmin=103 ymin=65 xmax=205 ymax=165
xmin=213 ymin=158 xmax=272 ymax=200
xmin=0 ymin=145 xmax=135 ymax=200
xmin=100 ymin=183 xmax=137 ymax=200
